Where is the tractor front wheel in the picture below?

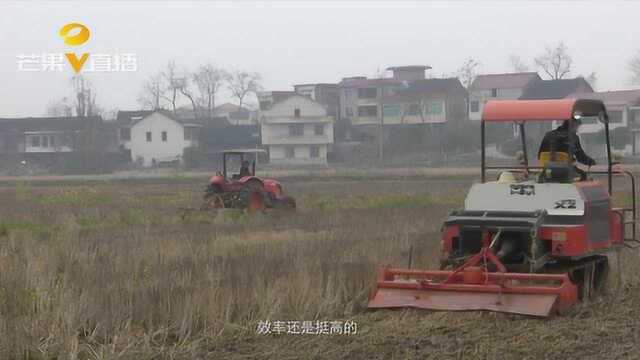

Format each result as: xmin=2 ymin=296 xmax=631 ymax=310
xmin=201 ymin=193 xmax=225 ymax=210
xmin=279 ymin=196 xmax=296 ymax=210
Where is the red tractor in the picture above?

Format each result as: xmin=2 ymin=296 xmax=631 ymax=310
xmin=202 ymin=149 xmax=296 ymax=212
xmin=368 ymin=99 xmax=639 ymax=317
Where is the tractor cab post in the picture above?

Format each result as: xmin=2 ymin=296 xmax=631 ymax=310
xmin=222 ymin=150 xmax=262 ymax=180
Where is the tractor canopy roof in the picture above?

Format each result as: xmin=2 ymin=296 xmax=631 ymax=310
xmin=482 ymin=99 xmax=608 ymax=123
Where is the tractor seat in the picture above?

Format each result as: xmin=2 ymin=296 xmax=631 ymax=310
xmin=538 ymin=151 xmax=570 ymax=167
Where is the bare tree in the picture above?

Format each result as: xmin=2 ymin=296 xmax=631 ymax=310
xmin=137 ymin=72 xmax=164 ymax=110
xmin=176 ymin=71 xmax=200 ymax=118
xmin=508 ymin=54 xmax=529 ymax=72
xmin=71 ymin=75 xmax=100 ymax=117
xmin=534 ymin=42 xmax=573 ymax=79
xmin=584 ymin=72 xmax=597 ymax=90
xmin=45 ymin=97 xmax=73 ymax=117
xmin=457 ymin=58 xmax=481 ymax=89
xmin=160 ymin=61 xmax=182 ymax=113
xmin=630 ymin=50 xmax=640 ymax=84
xmin=193 ymin=63 xmax=228 ymax=118
xmin=226 ymin=70 xmax=261 ymax=109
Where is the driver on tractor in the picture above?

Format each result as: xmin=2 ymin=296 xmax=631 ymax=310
xmin=538 ymin=119 xmax=596 ymax=181
xmin=239 ymin=160 xmax=251 ymax=178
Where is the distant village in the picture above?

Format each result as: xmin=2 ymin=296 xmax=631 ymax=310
xmin=1 ymin=63 xmax=640 ymax=174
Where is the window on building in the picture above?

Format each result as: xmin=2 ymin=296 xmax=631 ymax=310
xmin=259 ymin=101 xmax=272 ymax=110
xmin=491 ymin=88 xmax=498 ymax=97
xmin=162 ymin=131 xmax=168 ymax=142
xmin=344 ymin=89 xmax=353 ymax=100
xmin=383 ymin=104 xmax=401 ymax=117
xmin=50 ymin=135 xmax=55 ymax=147
xmin=294 ymin=108 xmax=301 ymax=117
xmin=345 ymin=107 xmax=354 ymax=117
xmin=314 ymin=125 xmax=324 ymax=135
xmin=428 ymin=102 xmax=443 ymax=115
xmin=286 ymin=147 xmax=295 ymax=158
xmin=470 ymin=101 xmax=480 ymax=113
xmin=42 ymin=135 xmax=49 ymax=147
xmin=407 ymin=103 xmax=420 ymax=116
xmin=186 ymin=127 xmax=199 ymax=141
xmin=120 ymin=128 xmax=131 ymax=141
xmin=358 ymin=105 xmax=378 ymax=117
xmin=289 ymin=124 xmax=304 ymax=136
xmin=310 ymin=146 xmax=320 ymax=158
xmin=609 ymin=111 xmax=623 ymax=124
xmin=146 ymin=131 xmax=152 ymax=142
xmin=31 ymin=136 xmax=40 ymax=147
xmin=358 ymin=88 xmax=377 ymax=99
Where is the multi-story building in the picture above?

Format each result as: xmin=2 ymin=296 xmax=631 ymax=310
xmin=260 ymin=94 xmax=334 ymax=165
xmin=293 ymin=83 xmax=342 ymax=137
xmin=380 ymin=78 xmax=468 ymax=126
xmin=339 ymin=65 xmax=432 ymax=135
xmin=519 ymin=77 xmax=593 ymax=100
xmin=567 ymin=90 xmax=640 ymax=155
xmin=468 ymin=72 xmax=541 ymax=121
xmin=0 ymin=115 xmax=103 ymax=168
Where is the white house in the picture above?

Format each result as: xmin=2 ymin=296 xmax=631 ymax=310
xmin=117 ymin=111 xmax=200 ymax=167
xmin=468 ymin=72 xmax=541 ymax=121
xmin=260 ymin=95 xmax=334 ymax=165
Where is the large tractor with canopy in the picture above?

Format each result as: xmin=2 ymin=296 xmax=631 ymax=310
xmin=368 ymin=99 xmax=639 ymax=317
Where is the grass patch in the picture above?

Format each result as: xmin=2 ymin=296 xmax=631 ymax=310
xmin=305 ymin=192 xmax=463 ymax=211
xmin=39 ymin=187 xmax=113 ymax=207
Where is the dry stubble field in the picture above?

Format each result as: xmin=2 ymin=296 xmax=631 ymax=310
xmin=0 ymin=174 xmax=638 ymax=359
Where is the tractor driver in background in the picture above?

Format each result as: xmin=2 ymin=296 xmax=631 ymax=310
xmin=239 ymin=160 xmax=251 ymax=177
xmin=538 ymin=119 xmax=596 ymax=180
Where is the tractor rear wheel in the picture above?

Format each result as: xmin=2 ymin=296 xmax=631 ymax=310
xmin=240 ymin=188 xmax=265 ymax=213
xmin=568 ymin=256 xmax=609 ymax=301
xmin=237 ymin=180 xmax=266 ymax=213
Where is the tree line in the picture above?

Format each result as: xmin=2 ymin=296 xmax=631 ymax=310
xmin=137 ymin=61 xmax=262 ymax=119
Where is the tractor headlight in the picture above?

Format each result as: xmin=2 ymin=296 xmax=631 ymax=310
xmin=573 ymin=111 xmax=582 ymax=120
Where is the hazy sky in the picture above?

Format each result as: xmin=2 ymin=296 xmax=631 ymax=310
xmin=1 ymin=1 xmax=638 ymax=118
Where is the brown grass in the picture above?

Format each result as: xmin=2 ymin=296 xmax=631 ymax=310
xmin=0 ymin=176 xmax=637 ymax=359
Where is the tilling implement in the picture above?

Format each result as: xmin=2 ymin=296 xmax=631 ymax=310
xmin=369 ymin=99 xmax=639 ymax=317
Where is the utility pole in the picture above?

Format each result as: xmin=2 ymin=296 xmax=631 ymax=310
xmin=379 ymin=88 xmax=384 ymax=162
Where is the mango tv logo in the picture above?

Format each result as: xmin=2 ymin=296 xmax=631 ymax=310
xmin=59 ymin=22 xmax=91 ymax=73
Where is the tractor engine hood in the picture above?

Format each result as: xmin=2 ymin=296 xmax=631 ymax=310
xmin=464 ymin=182 xmax=585 ymax=216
